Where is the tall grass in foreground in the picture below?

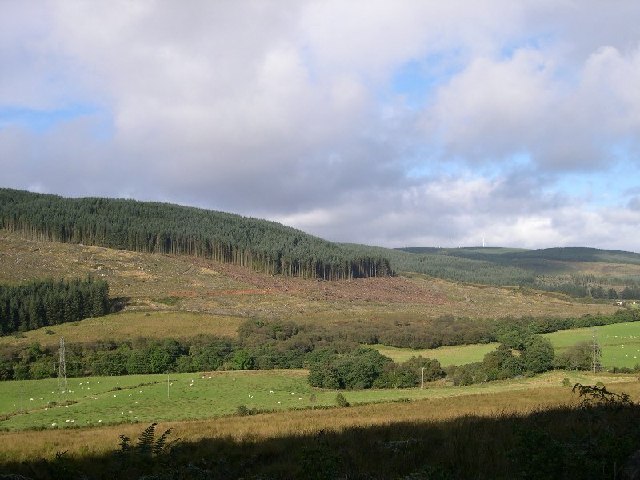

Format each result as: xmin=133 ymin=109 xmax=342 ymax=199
xmin=2 ymin=382 xmax=640 ymax=478
xmin=3 ymin=400 xmax=640 ymax=479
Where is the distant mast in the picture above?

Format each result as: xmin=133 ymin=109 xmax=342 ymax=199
xmin=482 ymin=236 xmax=485 ymax=248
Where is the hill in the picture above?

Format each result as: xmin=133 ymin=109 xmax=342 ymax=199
xmin=0 ymin=229 xmax=618 ymax=352
xmin=397 ymin=246 xmax=640 ymax=296
xmin=0 ymin=188 xmax=391 ymax=280
xmin=2 ymin=188 xmax=640 ymax=297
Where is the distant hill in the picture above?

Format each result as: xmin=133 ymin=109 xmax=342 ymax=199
xmin=2 ymin=188 xmax=640 ymax=297
xmin=0 ymin=188 xmax=391 ymax=280
xmin=397 ymin=246 xmax=640 ymax=272
xmin=396 ymin=246 xmax=640 ymax=298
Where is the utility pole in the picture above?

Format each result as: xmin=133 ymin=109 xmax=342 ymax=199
xmin=421 ymin=367 xmax=425 ymax=389
xmin=591 ymin=328 xmax=601 ymax=373
xmin=58 ymin=337 xmax=68 ymax=393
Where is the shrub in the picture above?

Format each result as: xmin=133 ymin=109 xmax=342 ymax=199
xmin=335 ymin=393 xmax=350 ymax=407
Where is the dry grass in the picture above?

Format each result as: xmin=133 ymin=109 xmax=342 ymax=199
xmin=0 ymin=311 xmax=243 ymax=349
xmin=0 ymin=231 xmax=617 ymax=325
xmin=2 ymin=374 xmax=638 ymax=464
xmin=374 ymin=343 xmax=500 ymax=366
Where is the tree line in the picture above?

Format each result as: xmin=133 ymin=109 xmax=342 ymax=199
xmin=0 ymin=277 xmax=109 ymax=335
xmin=0 ymin=188 xmax=392 ymax=280
xmin=3 ymin=310 xmax=637 ymax=382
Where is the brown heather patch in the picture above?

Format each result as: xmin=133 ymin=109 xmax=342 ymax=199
xmin=0 ymin=311 xmax=244 ymax=349
xmin=0 ymin=230 xmax=618 ymax=325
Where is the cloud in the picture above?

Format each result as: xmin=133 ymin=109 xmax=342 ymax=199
xmin=2 ymin=1 xmax=640 ymax=252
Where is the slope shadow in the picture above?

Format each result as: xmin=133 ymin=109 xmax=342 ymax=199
xmin=4 ymin=402 xmax=640 ymax=479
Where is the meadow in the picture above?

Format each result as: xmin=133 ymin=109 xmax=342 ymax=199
xmin=0 ymin=368 xmax=634 ymax=433
xmin=1 ymin=373 xmax=639 ymax=479
xmin=0 ymin=311 xmax=243 ymax=349
xmin=544 ymin=320 xmax=640 ymax=368
xmin=374 ymin=320 xmax=640 ymax=369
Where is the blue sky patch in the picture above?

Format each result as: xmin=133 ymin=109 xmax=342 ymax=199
xmin=0 ymin=105 xmax=102 ymax=133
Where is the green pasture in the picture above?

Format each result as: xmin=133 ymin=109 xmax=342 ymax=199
xmin=376 ymin=321 xmax=640 ymax=369
xmin=0 ymin=371 xmax=316 ymax=431
xmin=374 ymin=343 xmax=499 ymax=366
xmin=1 ymin=368 xmax=628 ymax=432
xmin=544 ymin=321 xmax=640 ymax=368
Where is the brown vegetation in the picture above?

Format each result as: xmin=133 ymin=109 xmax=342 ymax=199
xmin=0 ymin=231 xmax=616 ymax=327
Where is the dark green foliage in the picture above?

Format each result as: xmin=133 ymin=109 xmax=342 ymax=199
xmin=114 ymin=423 xmax=177 ymax=478
xmin=481 ymin=344 xmax=524 ymax=381
xmin=520 ymin=336 xmax=554 ymax=374
xmin=495 ymin=322 xmax=535 ymax=350
xmin=374 ymin=356 xmax=445 ymax=388
xmin=335 ymin=392 xmax=350 ymax=407
xmin=621 ymin=286 xmax=640 ymax=299
xmin=447 ymin=334 xmax=553 ymax=385
xmin=235 ymin=405 xmax=252 ymax=416
xmin=0 ymin=277 xmax=109 ymax=336
xmin=3 ymin=309 xmax=638 ymax=380
xmin=0 ymin=188 xmax=392 ymax=280
xmin=308 ymin=347 xmax=392 ymax=389
xmin=554 ymin=341 xmax=598 ymax=370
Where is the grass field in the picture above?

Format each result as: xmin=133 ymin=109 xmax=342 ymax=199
xmin=374 ymin=343 xmax=499 ymax=366
xmin=545 ymin=321 xmax=640 ymax=368
xmin=0 ymin=311 xmax=244 ymax=349
xmin=0 ymin=368 xmax=635 ymax=432
xmin=374 ymin=321 xmax=640 ymax=369
xmin=0 ymin=371 xmax=638 ymax=468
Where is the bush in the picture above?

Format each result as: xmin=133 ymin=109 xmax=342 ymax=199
xmin=308 ymin=347 xmax=392 ymax=390
xmin=521 ymin=336 xmax=554 ymax=374
xmin=374 ymin=356 xmax=444 ymax=388
xmin=335 ymin=393 xmax=350 ymax=407
xmin=554 ymin=341 xmax=596 ymax=370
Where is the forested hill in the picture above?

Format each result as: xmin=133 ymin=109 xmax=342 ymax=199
xmin=397 ymin=246 xmax=640 ymax=271
xmin=0 ymin=188 xmax=392 ymax=280
xmin=395 ymin=246 xmax=640 ymax=298
xmin=3 ymin=188 xmax=640 ymax=293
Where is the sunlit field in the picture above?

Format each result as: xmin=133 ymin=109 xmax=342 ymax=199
xmin=545 ymin=321 xmax=640 ymax=368
xmin=374 ymin=343 xmax=499 ymax=366
xmin=1 ymin=368 xmax=635 ymax=433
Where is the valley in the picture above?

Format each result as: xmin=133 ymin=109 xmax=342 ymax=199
xmin=1 ymin=191 xmax=640 ymax=478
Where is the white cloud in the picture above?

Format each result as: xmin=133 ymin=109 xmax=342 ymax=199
xmin=2 ymin=0 xmax=640 ymax=252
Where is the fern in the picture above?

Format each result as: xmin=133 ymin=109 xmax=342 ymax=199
xmin=572 ymin=383 xmax=633 ymax=408
xmin=136 ymin=422 xmax=157 ymax=457
xmin=152 ymin=427 xmax=173 ymax=456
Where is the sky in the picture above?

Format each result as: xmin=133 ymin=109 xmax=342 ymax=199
xmin=2 ymin=1 xmax=640 ymax=252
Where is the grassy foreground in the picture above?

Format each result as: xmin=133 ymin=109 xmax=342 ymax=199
xmin=2 ymin=379 xmax=640 ymax=478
